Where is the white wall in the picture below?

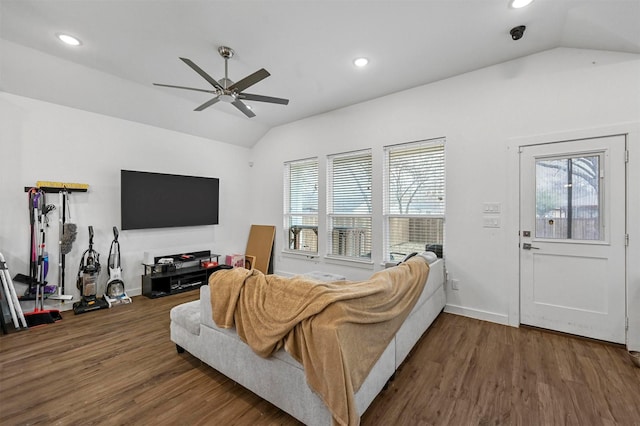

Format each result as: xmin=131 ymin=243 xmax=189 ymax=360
xmin=0 ymin=93 xmax=253 ymax=311
xmin=250 ymin=48 xmax=640 ymax=349
xmin=1 ymin=47 xmax=638 ymax=351
xmin=0 ymin=39 xmax=268 ymax=147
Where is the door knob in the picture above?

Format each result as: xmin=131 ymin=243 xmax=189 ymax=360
xmin=522 ymin=243 xmax=540 ymax=250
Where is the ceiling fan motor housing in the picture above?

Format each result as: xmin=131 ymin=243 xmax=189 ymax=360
xmin=218 ymin=77 xmax=234 ymax=90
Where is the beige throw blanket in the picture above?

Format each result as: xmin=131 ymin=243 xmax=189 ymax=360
xmin=209 ymin=256 xmax=430 ymax=426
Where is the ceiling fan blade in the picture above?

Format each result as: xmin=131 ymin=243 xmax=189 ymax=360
xmin=153 ymin=83 xmax=216 ymax=94
xmin=194 ymin=97 xmax=221 ymax=112
xmin=228 ymin=68 xmax=270 ymax=93
xmin=231 ymin=100 xmax=256 ymax=118
xmin=180 ymin=57 xmax=224 ymax=91
xmin=239 ymin=93 xmax=289 ymax=105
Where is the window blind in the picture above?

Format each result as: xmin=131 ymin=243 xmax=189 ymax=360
xmin=327 ymin=150 xmax=372 ymax=259
xmin=284 ymin=158 xmax=318 ymax=253
xmin=328 ymin=151 xmax=372 ymax=214
xmin=384 ymin=140 xmax=445 ymax=261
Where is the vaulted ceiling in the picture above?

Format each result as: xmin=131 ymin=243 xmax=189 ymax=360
xmin=2 ymin=0 xmax=639 ymax=147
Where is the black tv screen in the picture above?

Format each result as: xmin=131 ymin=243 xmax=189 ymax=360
xmin=121 ymin=170 xmax=219 ymax=230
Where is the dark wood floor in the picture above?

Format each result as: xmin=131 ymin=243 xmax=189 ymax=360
xmin=1 ymin=291 xmax=639 ymax=425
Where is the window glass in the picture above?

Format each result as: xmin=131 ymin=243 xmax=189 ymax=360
xmin=384 ymin=140 xmax=445 ymax=261
xmin=535 ymin=155 xmax=601 ymax=240
xmin=284 ymin=158 xmax=318 ymax=253
xmin=327 ymin=151 xmax=372 ymax=259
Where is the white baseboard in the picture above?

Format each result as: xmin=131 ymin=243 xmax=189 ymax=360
xmin=444 ymin=303 xmax=510 ymax=326
xmin=127 ymin=288 xmax=142 ymax=297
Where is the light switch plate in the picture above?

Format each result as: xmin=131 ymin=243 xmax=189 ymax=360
xmin=483 ymin=202 xmax=501 ymax=214
xmin=483 ymin=216 xmax=501 ymax=228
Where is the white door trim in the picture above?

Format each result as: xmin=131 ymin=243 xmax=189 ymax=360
xmin=506 ymin=123 xmax=639 ymax=350
xmin=519 ymin=137 xmax=625 ymax=342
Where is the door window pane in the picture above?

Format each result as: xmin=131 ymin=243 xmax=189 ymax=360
xmin=535 ymin=155 xmax=601 ymax=240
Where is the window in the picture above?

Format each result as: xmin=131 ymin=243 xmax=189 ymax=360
xmin=327 ymin=150 xmax=372 ymax=260
xmin=284 ymin=158 xmax=318 ymax=254
xmin=383 ymin=139 xmax=445 ymax=262
xmin=535 ymin=154 xmax=602 ymax=240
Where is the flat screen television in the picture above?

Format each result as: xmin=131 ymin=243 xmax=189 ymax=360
xmin=121 ymin=170 xmax=219 ymax=230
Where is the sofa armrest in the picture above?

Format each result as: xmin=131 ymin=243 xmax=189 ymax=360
xmin=199 ymin=285 xmax=216 ymax=328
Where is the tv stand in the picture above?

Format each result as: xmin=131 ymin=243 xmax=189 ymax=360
xmin=142 ymin=250 xmax=220 ymax=298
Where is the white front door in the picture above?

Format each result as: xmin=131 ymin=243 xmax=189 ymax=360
xmin=519 ymin=135 xmax=626 ymax=343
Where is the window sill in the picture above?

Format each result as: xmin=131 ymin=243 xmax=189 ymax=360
xmin=281 ymin=250 xmax=320 ymax=260
xmin=280 ymin=251 xmax=375 ymax=271
xmin=324 ymin=255 xmax=374 ymax=270
xmin=379 ymin=261 xmax=401 ymax=269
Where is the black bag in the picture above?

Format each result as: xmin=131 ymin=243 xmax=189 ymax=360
xmin=425 ymin=244 xmax=443 ymax=258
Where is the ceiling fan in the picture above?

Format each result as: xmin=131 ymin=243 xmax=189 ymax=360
xmin=153 ymin=46 xmax=289 ymax=118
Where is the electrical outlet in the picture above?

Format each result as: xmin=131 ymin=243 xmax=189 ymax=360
xmin=451 ymin=279 xmax=459 ymax=291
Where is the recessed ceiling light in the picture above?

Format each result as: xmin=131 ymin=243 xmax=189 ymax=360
xmin=353 ymin=57 xmax=369 ymax=67
xmin=57 ymin=33 xmax=82 ymax=46
xmin=510 ymin=0 xmax=533 ymax=8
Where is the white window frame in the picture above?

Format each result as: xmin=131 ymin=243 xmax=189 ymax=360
xmin=383 ymin=138 xmax=445 ymax=262
xmin=283 ymin=157 xmax=319 ymax=255
xmin=326 ymin=149 xmax=373 ymax=262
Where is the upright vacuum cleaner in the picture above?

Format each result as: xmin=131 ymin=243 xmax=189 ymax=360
xmin=73 ymin=226 xmax=109 ymax=314
xmin=103 ymin=226 xmax=132 ymax=307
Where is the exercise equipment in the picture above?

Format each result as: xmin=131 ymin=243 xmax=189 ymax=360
xmin=104 ymin=226 xmax=132 ymax=307
xmin=49 ymin=189 xmax=75 ymax=301
xmin=73 ymin=226 xmax=109 ymax=315
xmin=0 ymin=253 xmax=28 ymax=332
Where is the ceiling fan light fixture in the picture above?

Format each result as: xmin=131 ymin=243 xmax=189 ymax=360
xmin=219 ymin=93 xmax=236 ymax=103
xmin=353 ymin=57 xmax=369 ymax=67
xmin=510 ymin=0 xmax=533 ymax=9
xmin=56 ymin=33 xmax=82 ymax=46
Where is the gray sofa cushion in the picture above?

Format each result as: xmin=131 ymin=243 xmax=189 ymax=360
xmin=170 ymin=300 xmax=201 ymax=336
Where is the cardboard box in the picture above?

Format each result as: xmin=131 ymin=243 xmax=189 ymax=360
xmin=244 ymin=255 xmax=256 ymax=270
xmin=225 ymin=254 xmax=245 ymax=268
